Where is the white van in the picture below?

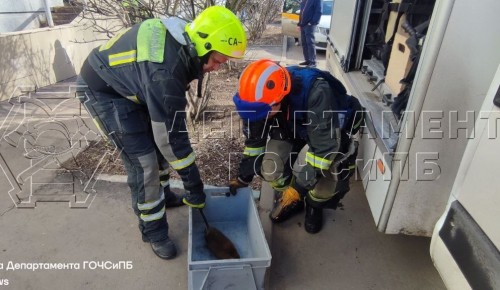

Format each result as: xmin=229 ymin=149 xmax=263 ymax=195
xmin=314 ymin=0 xmax=333 ymax=50
xmin=325 ymin=0 xmax=500 ymax=288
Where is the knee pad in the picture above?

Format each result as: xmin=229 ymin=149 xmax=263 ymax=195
xmin=261 ymin=156 xmax=285 ymax=182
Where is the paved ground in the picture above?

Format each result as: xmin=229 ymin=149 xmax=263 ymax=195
xmin=0 ymin=36 xmax=446 ymax=289
xmin=269 ymin=182 xmax=444 ymax=290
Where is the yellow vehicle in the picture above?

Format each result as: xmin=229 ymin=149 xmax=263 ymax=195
xmin=281 ymin=0 xmax=301 ymax=39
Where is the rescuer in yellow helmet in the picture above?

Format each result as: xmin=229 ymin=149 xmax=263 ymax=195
xmin=77 ymin=6 xmax=246 ymax=260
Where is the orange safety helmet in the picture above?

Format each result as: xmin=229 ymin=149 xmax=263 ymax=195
xmin=238 ymin=59 xmax=291 ymax=105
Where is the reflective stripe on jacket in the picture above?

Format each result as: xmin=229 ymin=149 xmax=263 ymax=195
xmin=85 ymin=18 xmax=204 ymax=193
xmin=238 ymin=67 xmax=365 ymax=184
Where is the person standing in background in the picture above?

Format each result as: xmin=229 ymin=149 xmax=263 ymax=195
xmin=298 ymin=0 xmax=321 ymax=68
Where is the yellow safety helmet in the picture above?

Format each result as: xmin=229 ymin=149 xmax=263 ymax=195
xmin=185 ymin=6 xmax=247 ymax=59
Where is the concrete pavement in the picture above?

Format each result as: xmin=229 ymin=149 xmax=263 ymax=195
xmin=0 ymin=34 xmax=446 ymax=289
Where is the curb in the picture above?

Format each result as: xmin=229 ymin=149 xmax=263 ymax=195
xmin=96 ymin=174 xmax=261 ymax=199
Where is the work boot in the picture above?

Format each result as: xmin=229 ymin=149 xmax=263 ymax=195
xmin=182 ymin=191 xmax=206 ymax=208
xmin=150 ymin=237 xmax=177 ymax=260
xmin=304 ymin=201 xmax=323 ymax=234
xmin=324 ymin=190 xmax=348 ymax=210
xmin=269 ymin=187 xmax=304 ymax=223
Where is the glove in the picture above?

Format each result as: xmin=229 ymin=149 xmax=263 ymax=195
xmin=182 ymin=190 xmax=206 ymax=208
xmin=229 ymin=178 xmax=249 ymax=195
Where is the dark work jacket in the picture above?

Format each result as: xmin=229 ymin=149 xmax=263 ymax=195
xmin=298 ymin=0 xmax=322 ymax=27
xmin=237 ymin=68 xmax=341 ymax=188
xmin=83 ymin=18 xmax=205 ymax=193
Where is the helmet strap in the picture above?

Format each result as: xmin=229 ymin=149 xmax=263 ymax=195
xmin=183 ymin=32 xmax=204 ymax=98
xmin=196 ymin=52 xmax=213 ymax=98
xmin=182 ymin=32 xmax=198 ymax=59
xmin=200 ymin=52 xmax=211 ymax=65
xmin=197 ymin=73 xmax=204 ymax=98
xmin=183 ymin=32 xmax=202 ymax=68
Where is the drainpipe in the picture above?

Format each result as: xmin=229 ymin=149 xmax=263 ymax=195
xmin=43 ymin=0 xmax=55 ymax=27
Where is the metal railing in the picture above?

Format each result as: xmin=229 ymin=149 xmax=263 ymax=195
xmin=0 ymin=0 xmax=60 ymax=28
xmin=43 ymin=0 xmax=55 ymax=27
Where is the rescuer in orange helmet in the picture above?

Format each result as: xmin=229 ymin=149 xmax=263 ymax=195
xmin=230 ymin=59 xmax=364 ymax=234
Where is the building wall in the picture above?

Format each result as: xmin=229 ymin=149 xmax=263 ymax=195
xmin=0 ymin=17 xmax=110 ymax=100
xmin=0 ymin=0 xmax=64 ymax=33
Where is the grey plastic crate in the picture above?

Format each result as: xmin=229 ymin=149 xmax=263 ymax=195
xmin=188 ymin=188 xmax=272 ymax=290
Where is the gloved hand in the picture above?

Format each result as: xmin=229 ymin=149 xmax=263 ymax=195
xmin=182 ymin=190 xmax=206 ymax=208
xmin=229 ymin=178 xmax=249 ymax=195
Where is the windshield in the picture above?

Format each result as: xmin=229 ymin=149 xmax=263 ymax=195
xmin=322 ymin=1 xmax=333 ymax=15
xmin=283 ymin=0 xmax=301 ymax=14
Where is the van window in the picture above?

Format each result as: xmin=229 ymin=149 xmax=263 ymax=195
xmin=322 ymin=1 xmax=333 ymax=15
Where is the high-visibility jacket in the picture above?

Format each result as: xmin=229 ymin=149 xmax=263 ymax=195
xmin=85 ymin=17 xmax=204 ymax=193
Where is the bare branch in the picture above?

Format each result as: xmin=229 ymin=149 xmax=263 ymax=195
xmin=74 ymin=0 xmax=279 ymax=124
